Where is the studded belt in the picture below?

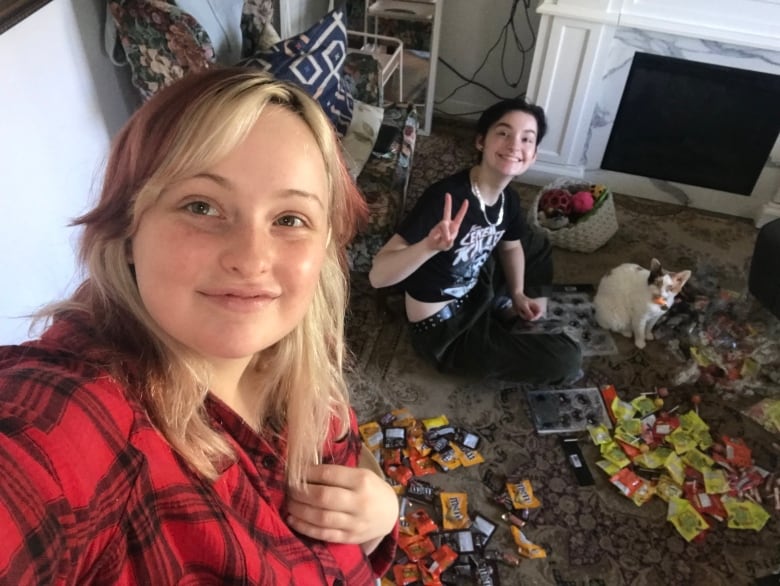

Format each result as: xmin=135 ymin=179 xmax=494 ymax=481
xmin=410 ymin=297 xmax=466 ymax=333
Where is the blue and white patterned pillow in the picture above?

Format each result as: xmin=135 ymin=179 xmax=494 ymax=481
xmin=240 ymin=7 xmax=353 ymax=136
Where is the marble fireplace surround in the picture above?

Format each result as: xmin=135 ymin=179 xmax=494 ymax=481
xmin=523 ymin=0 xmax=780 ymax=225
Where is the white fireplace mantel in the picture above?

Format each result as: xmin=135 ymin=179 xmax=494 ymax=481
xmin=524 ymin=0 xmax=780 ymax=225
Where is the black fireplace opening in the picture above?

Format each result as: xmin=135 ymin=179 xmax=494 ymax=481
xmin=601 ymin=52 xmax=780 ymax=195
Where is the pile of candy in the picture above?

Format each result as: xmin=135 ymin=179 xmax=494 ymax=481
xmin=536 ymin=183 xmax=610 ymax=231
xmin=588 ymin=385 xmax=774 ymax=542
xmin=359 ymin=409 xmax=486 ymax=491
xmin=654 ymin=274 xmax=780 ymax=396
xmin=360 ymin=409 xmax=548 ymax=585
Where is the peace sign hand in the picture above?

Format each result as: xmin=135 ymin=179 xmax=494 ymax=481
xmin=426 ymin=193 xmax=469 ymax=251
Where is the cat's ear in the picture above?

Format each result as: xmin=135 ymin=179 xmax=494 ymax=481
xmin=674 ymin=270 xmax=692 ymax=288
xmin=648 ymin=258 xmax=663 ymax=282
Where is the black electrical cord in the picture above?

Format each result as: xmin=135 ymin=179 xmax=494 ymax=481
xmin=434 ymin=0 xmax=537 ymax=117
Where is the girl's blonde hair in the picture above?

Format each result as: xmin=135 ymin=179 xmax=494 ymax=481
xmin=53 ymin=68 xmax=367 ymax=486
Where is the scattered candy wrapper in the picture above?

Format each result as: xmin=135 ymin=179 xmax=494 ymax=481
xmin=510 ymin=526 xmax=547 ymax=559
xmin=440 ymin=491 xmax=471 ymax=530
xmin=667 ymin=496 xmax=710 ymax=542
xmin=742 ymin=398 xmax=780 ymax=434
xmin=722 ymin=496 xmax=771 ymax=531
xmin=586 ymin=385 xmax=775 ymax=541
xmin=362 ymin=409 xmax=538 ymax=583
xmin=506 ymin=479 xmax=542 ymax=510
xmin=656 ymin=272 xmax=780 ymax=397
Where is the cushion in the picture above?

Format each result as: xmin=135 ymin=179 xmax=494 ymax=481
xmin=341 ymin=100 xmax=384 ymax=179
xmin=108 ymin=0 xmax=215 ymax=100
xmin=177 ymin=0 xmax=244 ymax=65
xmin=240 ymin=7 xmax=354 ymax=136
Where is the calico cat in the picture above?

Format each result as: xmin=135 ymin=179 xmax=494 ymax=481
xmin=593 ymin=259 xmax=691 ymax=349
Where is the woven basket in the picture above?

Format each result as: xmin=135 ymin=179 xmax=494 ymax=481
xmin=530 ymin=179 xmax=619 ymax=253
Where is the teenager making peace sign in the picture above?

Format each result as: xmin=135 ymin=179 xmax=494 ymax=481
xmin=369 ymin=99 xmax=582 ymax=385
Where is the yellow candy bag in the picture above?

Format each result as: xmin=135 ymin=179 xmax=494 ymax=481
xmin=358 ymin=421 xmax=383 ymax=450
xmin=440 ymin=491 xmax=470 ymax=530
xmin=667 ymin=497 xmax=709 ymax=542
xmin=587 ymin=423 xmax=611 ymax=445
xmin=510 ymin=526 xmax=547 ymax=559
xmin=703 ymin=469 xmax=730 ymax=494
xmin=667 ymin=428 xmax=697 ymax=454
xmin=664 ymin=452 xmax=686 ymax=485
xmin=506 ymin=479 xmax=542 ymax=509
xmin=682 ymin=448 xmax=714 ymax=473
xmin=654 ymin=475 xmax=684 ymax=502
xmin=600 ymin=440 xmax=631 ymax=468
xmin=722 ymin=496 xmax=771 ymax=531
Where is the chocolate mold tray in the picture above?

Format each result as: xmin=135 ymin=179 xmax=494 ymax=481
xmin=526 ymin=386 xmax=612 ymax=435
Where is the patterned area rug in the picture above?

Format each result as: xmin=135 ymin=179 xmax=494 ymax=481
xmin=346 ymin=120 xmax=780 ymax=585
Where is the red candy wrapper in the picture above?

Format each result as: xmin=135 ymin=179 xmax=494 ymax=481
xmin=421 ymin=544 xmax=458 ymax=579
xmin=399 ymin=533 xmax=436 ymax=562
xmin=408 ymin=508 xmax=439 ymax=536
xmin=722 ymin=435 xmax=752 ymax=468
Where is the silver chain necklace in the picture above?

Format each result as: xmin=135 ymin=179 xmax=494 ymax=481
xmin=470 ymin=181 xmax=505 ymax=227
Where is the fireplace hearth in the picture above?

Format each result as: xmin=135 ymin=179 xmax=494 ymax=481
xmin=523 ymin=0 xmax=780 ymax=225
xmin=601 ymin=52 xmax=780 ymax=196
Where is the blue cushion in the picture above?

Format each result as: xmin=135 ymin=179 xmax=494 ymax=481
xmin=240 ymin=7 xmax=353 ymax=136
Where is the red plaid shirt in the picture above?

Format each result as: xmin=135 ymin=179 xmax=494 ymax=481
xmin=0 ymin=315 xmax=396 ymax=585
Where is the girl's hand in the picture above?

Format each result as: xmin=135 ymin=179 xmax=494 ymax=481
xmin=513 ymin=293 xmax=544 ymax=321
xmin=426 ymin=193 xmax=469 ymax=251
xmin=286 ymin=464 xmax=398 ymax=553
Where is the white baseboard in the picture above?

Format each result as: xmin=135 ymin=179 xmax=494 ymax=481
xmin=756 ymin=202 xmax=780 ymax=228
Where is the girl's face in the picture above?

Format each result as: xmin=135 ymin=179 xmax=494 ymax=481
xmin=130 ymin=106 xmax=330 ymax=369
xmin=476 ymin=110 xmax=539 ymax=178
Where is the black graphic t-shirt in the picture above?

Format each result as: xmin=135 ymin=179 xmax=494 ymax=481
xmin=397 ymin=169 xmax=526 ymax=302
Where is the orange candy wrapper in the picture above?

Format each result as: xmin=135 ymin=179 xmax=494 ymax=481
xmin=398 ymin=533 xmax=436 ymax=562
xmin=408 ymin=508 xmax=438 ymax=536
xmin=409 ymin=452 xmax=438 ymax=477
xmin=440 ymin=491 xmax=471 ymax=530
xmin=431 ymin=447 xmax=462 ymax=472
xmin=385 ymin=464 xmax=413 ymax=487
xmin=510 ymin=526 xmax=547 ymax=559
xmin=393 ymin=563 xmax=421 ymax=585
xmin=422 ymin=544 xmax=459 ymax=579
xmin=358 ymin=421 xmax=383 ymax=450
xmin=506 ymin=479 xmax=542 ymax=509
xmin=610 ymin=468 xmax=653 ymax=505
xmin=722 ymin=435 xmax=752 ymax=468
xmin=456 ymin=445 xmax=485 ymax=467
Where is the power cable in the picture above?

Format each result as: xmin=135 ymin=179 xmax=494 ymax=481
xmin=434 ymin=0 xmax=538 ymax=117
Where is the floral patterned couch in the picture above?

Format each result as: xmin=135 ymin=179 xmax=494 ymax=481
xmin=107 ymin=0 xmax=417 ymax=272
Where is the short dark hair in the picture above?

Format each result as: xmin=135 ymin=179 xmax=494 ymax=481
xmin=476 ymin=98 xmax=547 ymax=146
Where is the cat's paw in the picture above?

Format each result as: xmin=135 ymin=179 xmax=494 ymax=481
xmin=645 ymin=332 xmax=654 ymax=341
xmin=634 ymin=338 xmax=646 ymax=349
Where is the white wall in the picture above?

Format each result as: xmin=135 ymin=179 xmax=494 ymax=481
xmin=0 ymin=0 xmax=136 ymax=344
xmin=436 ymin=0 xmax=541 ymax=117
xmin=279 ymin=0 xmax=330 ymax=37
